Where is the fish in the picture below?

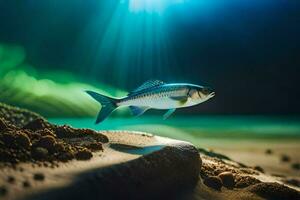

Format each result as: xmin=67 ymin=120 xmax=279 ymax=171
xmin=86 ymin=80 xmax=215 ymax=124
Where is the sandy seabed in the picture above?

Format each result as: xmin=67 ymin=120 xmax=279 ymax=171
xmin=0 ymin=103 xmax=299 ymax=200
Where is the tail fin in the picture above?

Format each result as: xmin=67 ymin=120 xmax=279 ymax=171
xmin=85 ymin=90 xmax=118 ymax=124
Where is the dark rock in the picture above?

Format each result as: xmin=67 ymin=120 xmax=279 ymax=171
xmin=281 ymin=154 xmax=291 ymax=162
xmin=54 ymin=125 xmax=76 ymax=138
xmin=89 ymin=131 xmax=109 ymax=143
xmin=248 ymin=182 xmax=300 ymax=200
xmin=7 ymin=176 xmax=15 ymax=184
xmin=31 ymin=147 xmax=48 ymax=160
xmin=265 ymin=149 xmax=273 ymax=155
xmin=23 ymin=118 xmax=49 ymax=131
xmin=75 ymin=149 xmax=93 ymax=160
xmin=203 ymin=176 xmax=222 ymax=191
xmin=253 ymin=165 xmax=264 ymax=173
xmin=0 ymin=186 xmax=7 ymax=196
xmin=57 ymin=152 xmax=74 ymax=162
xmin=15 ymin=131 xmax=31 ymax=149
xmin=23 ymin=181 xmax=30 ymax=188
xmin=54 ymin=142 xmax=65 ymax=152
xmin=33 ymin=173 xmax=45 ymax=181
xmin=291 ymin=163 xmax=300 ymax=170
xmin=87 ymin=142 xmax=103 ymax=151
xmin=218 ymin=172 xmax=235 ymax=189
xmin=34 ymin=135 xmax=56 ymax=151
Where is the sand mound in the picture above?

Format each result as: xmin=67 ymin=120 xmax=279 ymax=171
xmin=0 ymin=103 xmax=108 ymax=165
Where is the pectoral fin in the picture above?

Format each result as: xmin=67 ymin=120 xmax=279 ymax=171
xmin=169 ymin=96 xmax=188 ymax=105
xmin=129 ymin=106 xmax=149 ymax=117
xmin=163 ymin=108 xmax=176 ymax=120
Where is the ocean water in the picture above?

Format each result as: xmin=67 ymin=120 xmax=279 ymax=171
xmin=1 ymin=1 xmax=300 ymax=119
xmin=49 ymin=116 xmax=300 ymax=147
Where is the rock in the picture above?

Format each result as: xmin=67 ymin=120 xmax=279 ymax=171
xmin=248 ymin=182 xmax=300 ymax=200
xmin=0 ymin=186 xmax=7 ymax=196
xmin=253 ymin=165 xmax=264 ymax=173
xmin=291 ymin=163 xmax=300 ymax=170
xmin=265 ymin=149 xmax=273 ymax=155
xmin=281 ymin=154 xmax=290 ymax=162
xmin=33 ymin=173 xmax=45 ymax=181
xmin=54 ymin=142 xmax=65 ymax=152
xmin=218 ymin=172 xmax=235 ymax=189
xmin=22 ymin=181 xmax=30 ymax=188
xmin=87 ymin=142 xmax=103 ymax=151
xmin=203 ymin=176 xmax=222 ymax=191
xmin=15 ymin=131 xmax=31 ymax=149
xmin=23 ymin=118 xmax=49 ymax=131
xmin=31 ymin=147 xmax=48 ymax=160
xmin=81 ymin=129 xmax=109 ymax=143
xmin=57 ymin=152 xmax=74 ymax=162
xmin=54 ymin=125 xmax=77 ymax=138
xmin=75 ymin=149 xmax=93 ymax=160
xmin=34 ymin=135 xmax=56 ymax=151
xmin=7 ymin=176 xmax=15 ymax=184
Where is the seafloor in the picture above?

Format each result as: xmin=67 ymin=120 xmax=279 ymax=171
xmin=0 ymin=103 xmax=299 ymax=200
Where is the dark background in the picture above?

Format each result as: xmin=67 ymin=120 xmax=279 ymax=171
xmin=0 ymin=0 xmax=299 ymax=115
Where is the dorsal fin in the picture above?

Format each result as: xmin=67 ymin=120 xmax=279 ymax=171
xmin=129 ymin=80 xmax=164 ymax=95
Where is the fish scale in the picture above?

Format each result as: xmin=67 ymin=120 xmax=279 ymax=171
xmin=121 ymin=86 xmax=189 ymax=109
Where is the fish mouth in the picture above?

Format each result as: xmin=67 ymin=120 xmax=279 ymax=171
xmin=209 ymin=92 xmax=215 ymax=97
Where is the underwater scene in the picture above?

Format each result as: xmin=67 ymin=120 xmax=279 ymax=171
xmin=0 ymin=1 xmax=300 ymax=200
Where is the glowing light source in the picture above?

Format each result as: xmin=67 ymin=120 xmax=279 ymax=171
xmin=128 ymin=0 xmax=186 ymax=13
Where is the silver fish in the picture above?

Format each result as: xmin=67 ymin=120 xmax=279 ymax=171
xmin=86 ymin=80 xmax=215 ymax=124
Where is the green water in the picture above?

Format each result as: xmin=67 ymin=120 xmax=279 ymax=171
xmin=49 ymin=116 xmax=300 ymax=147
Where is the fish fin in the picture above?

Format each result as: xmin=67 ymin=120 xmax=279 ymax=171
xmin=85 ymin=90 xmax=118 ymax=124
xmin=163 ymin=108 xmax=176 ymax=120
xmin=169 ymin=96 xmax=188 ymax=105
xmin=129 ymin=80 xmax=164 ymax=95
xmin=129 ymin=106 xmax=150 ymax=117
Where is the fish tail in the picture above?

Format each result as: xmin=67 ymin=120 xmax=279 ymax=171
xmin=85 ymin=90 xmax=118 ymax=124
